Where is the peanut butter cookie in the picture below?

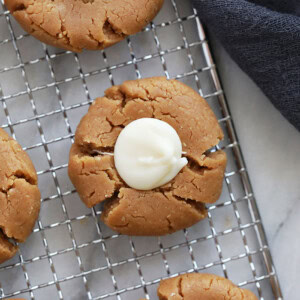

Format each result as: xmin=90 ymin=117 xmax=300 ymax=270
xmin=68 ymin=77 xmax=227 ymax=236
xmin=4 ymin=0 xmax=164 ymax=52
xmin=0 ymin=129 xmax=40 ymax=264
xmin=158 ymin=273 xmax=258 ymax=300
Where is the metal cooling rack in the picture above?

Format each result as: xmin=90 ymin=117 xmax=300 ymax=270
xmin=0 ymin=0 xmax=283 ymax=299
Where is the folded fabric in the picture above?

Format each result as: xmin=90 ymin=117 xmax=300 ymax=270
xmin=192 ymin=0 xmax=300 ymax=131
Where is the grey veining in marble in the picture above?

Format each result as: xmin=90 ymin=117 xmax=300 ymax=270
xmin=211 ymin=36 xmax=300 ymax=300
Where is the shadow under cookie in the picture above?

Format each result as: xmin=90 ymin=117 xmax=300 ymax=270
xmin=68 ymin=77 xmax=227 ymax=236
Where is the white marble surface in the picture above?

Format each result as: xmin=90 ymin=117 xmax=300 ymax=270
xmin=210 ymin=37 xmax=300 ymax=299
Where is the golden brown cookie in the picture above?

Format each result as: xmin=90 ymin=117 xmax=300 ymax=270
xmin=0 ymin=231 xmax=18 ymax=264
xmin=68 ymin=77 xmax=227 ymax=236
xmin=4 ymin=0 xmax=164 ymax=52
xmin=0 ymin=129 xmax=41 ymax=264
xmin=158 ymin=273 xmax=258 ymax=300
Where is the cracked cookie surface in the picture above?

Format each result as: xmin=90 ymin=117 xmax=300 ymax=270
xmin=4 ymin=0 xmax=164 ymax=52
xmin=157 ymin=273 xmax=258 ymax=300
xmin=0 ymin=129 xmax=40 ymax=264
xmin=68 ymin=77 xmax=227 ymax=236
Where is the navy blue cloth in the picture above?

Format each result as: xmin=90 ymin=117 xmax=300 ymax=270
xmin=192 ymin=0 xmax=300 ymax=131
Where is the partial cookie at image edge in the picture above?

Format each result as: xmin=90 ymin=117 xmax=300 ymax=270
xmin=0 ymin=129 xmax=41 ymax=264
xmin=157 ymin=273 xmax=258 ymax=300
xmin=4 ymin=0 xmax=164 ymax=52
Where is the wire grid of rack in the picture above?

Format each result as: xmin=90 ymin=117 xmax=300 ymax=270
xmin=0 ymin=0 xmax=283 ymax=299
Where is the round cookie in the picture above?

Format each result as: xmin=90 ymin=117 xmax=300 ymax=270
xmin=157 ymin=273 xmax=258 ymax=300
xmin=68 ymin=77 xmax=227 ymax=236
xmin=4 ymin=0 xmax=164 ymax=52
xmin=0 ymin=129 xmax=40 ymax=264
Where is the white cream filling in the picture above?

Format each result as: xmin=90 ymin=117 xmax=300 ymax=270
xmin=114 ymin=118 xmax=188 ymax=190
